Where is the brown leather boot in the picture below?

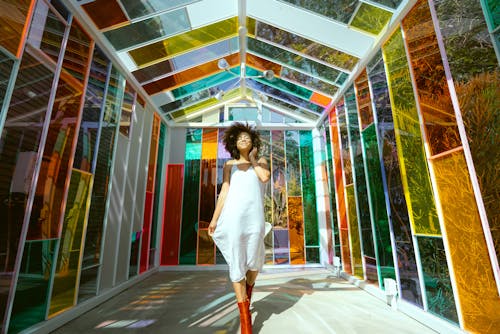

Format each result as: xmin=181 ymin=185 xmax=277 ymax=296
xmin=237 ymin=299 xmax=252 ymax=334
xmin=246 ymin=282 xmax=255 ymax=303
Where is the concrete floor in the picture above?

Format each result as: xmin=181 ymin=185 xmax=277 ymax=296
xmin=52 ymin=268 xmax=439 ymax=334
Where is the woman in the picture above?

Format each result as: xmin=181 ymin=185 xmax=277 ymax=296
xmin=208 ymin=122 xmax=270 ymax=334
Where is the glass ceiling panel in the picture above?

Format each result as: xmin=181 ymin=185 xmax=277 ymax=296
xmin=132 ymin=37 xmax=239 ymax=84
xmin=246 ymin=53 xmax=283 ymax=78
xmin=265 ymin=95 xmax=319 ymax=121
xmin=120 ymin=0 xmax=199 ymax=19
xmin=170 ymin=68 xmax=241 ymax=99
xmin=170 ymin=88 xmax=240 ymax=120
xmin=81 ymin=0 xmax=128 ymax=30
xmin=103 ymin=8 xmax=190 ymax=51
xmin=278 ymin=0 xmax=359 ymax=24
xmin=256 ymin=21 xmax=359 ymax=71
xmin=143 ymin=53 xmax=240 ymax=95
xmin=280 ymin=67 xmax=339 ymax=96
xmin=129 ymin=17 xmax=238 ymax=67
xmin=369 ymin=0 xmax=403 ymax=10
xmin=247 ymin=38 xmax=346 ymax=85
xmin=350 ymin=3 xmax=393 ymax=35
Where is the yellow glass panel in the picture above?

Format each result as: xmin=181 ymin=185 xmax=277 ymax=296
xmin=289 ymin=196 xmax=305 ymax=264
xmin=350 ymin=2 xmax=392 ymax=35
xmin=130 ymin=17 xmax=238 ymax=67
xmin=346 ymin=184 xmax=363 ymax=278
xmin=432 ymin=150 xmax=500 ymax=332
xmin=246 ymin=17 xmax=256 ymax=37
xmin=49 ymin=170 xmax=92 ymax=316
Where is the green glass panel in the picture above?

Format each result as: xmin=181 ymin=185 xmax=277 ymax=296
xmin=248 ymin=38 xmax=345 ymax=85
xmin=324 ymin=122 xmax=341 ymax=258
xmin=49 ymin=170 xmax=92 ymax=316
xmin=345 ymin=86 xmax=375 ymax=261
xmin=285 ymin=131 xmax=301 ymax=196
xmin=418 ymin=236 xmax=458 ymax=323
xmin=361 ymin=124 xmax=395 ymax=286
xmin=300 ymin=131 xmax=318 ymax=246
xmin=120 ymin=0 xmax=197 ymax=19
xmin=306 ymin=247 xmax=320 ymax=263
xmin=180 ymin=128 xmax=202 ymax=264
xmin=280 ymin=0 xmax=358 ymax=24
xmin=346 ymin=185 xmax=363 ymax=278
xmin=256 ymin=21 xmax=358 ymax=71
xmin=151 ymin=122 xmax=166 ymax=249
xmin=484 ymin=0 xmax=500 ymax=29
xmin=350 ymin=3 xmax=392 ymax=35
xmin=382 ymin=29 xmax=440 ymax=236
xmin=337 ymin=103 xmax=353 ymax=185
xmin=104 ymin=8 xmax=190 ymax=51
xmin=129 ymin=17 xmax=238 ymax=67
xmin=9 ymin=240 xmax=57 ymax=333
xmin=280 ymin=67 xmax=338 ymax=96
xmin=271 ymin=131 xmax=287 ymax=228
xmin=435 ymin=0 xmax=500 ymax=259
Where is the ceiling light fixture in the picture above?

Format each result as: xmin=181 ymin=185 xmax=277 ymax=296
xmin=217 ymin=58 xmax=275 ymax=81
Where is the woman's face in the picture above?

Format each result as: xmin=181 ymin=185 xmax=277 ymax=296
xmin=236 ymin=131 xmax=252 ymax=152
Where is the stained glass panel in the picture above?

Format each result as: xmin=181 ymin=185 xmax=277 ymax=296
xmin=300 ymin=131 xmax=318 ymax=247
xmin=271 ymin=131 xmax=287 ymax=228
xmin=350 ymin=3 xmax=392 ymax=35
xmin=346 ymin=185 xmax=363 ymax=278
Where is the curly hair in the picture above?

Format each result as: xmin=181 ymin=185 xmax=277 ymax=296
xmin=223 ymin=122 xmax=261 ymax=159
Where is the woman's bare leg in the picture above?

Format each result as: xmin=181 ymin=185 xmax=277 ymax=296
xmin=246 ymin=270 xmax=258 ymax=286
xmin=233 ymin=280 xmax=248 ymax=302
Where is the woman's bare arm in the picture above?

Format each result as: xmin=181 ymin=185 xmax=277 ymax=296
xmin=250 ymin=148 xmax=270 ymax=183
xmin=208 ymin=162 xmax=232 ymax=235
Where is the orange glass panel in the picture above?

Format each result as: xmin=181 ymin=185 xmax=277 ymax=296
xmin=197 ymin=229 xmax=215 ymax=265
xmin=0 ymin=0 xmax=33 ymax=57
xmin=82 ymin=0 xmax=129 ymax=30
xmin=310 ymin=92 xmax=332 ymax=107
xmin=143 ymin=53 xmax=240 ymax=95
xmin=289 ymin=196 xmax=305 ymax=264
xmin=354 ymin=69 xmax=374 ymax=129
xmin=246 ymin=53 xmax=282 ymax=76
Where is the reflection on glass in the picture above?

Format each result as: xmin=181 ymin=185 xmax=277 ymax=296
xmin=350 ymin=3 xmax=392 ymax=35
xmin=271 ymin=131 xmax=287 ymax=228
xmin=256 ymin=21 xmax=358 ymax=71
xmin=81 ymin=0 xmax=128 ymax=30
xmin=354 ymin=70 xmax=374 ymax=129
xmin=300 ymin=131 xmax=318 ymax=247
xmin=104 ymin=8 xmax=189 ymax=51
xmin=288 ymin=196 xmax=305 ymax=264
xmin=274 ymin=229 xmax=290 ymax=264
xmin=280 ymin=67 xmax=338 ymax=96
xmin=0 ymin=0 xmax=32 ymax=56
xmin=346 ymin=185 xmax=363 ymax=278
xmin=280 ymin=0 xmax=358 ymax=24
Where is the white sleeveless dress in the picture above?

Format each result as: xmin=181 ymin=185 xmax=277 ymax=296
xmin=212 ymin=164 xmax=266 ymax=282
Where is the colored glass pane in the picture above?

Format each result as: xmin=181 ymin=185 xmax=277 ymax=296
xmin=9 ymin=240 xmax=57 ymax=332
xmin=119 ymin=82 xmax=135 ymax=137
xmin=354 ymin=69 xmax=374 ymax=129
xmin=82 ymin=0 xmax=128 ymax=29
xmin=61 ymin=21 xmax=92 ymax=83
xmin=171 ymin=70 xmax=239 ymax=100
xmin=306 ymin=247 xmax=320 ymax=263
xmin=346 ymin=185 xmax=363 ymax=278
xmin=129 ymin=232 xmax=140 ymax=277
xmin=432 ymin=150 xmax=500 ymax=330
xmin=418 ymin=236 xmax=458 ymax=322
xmin=133 ymin=38 xmax=239 ymax=84
xmin=0 ymin=51 xmax=14 ymax=123
xmin=248 ymin=38 xmax=346 ymax=85
xmin=197 ymin=229 xmax=215 ymax=264
xmin=361 ymin=124 xmax=395 ymax=286
xmin=285 ymin=131 xmax=301 ymax=196
xmin=367 ymin=51 xmax=393 ymax=124
xmin=382 ymin=29 xmax=440 ymax=236
xmin=280 ymin=0 xmax=358 ymax=24
xmin=49 ymin=170 xmax=92 ymax=316
xmin=402 ymin=0 xmax=461 ymax=156
xmin=30 ymin=3 xmax=67 ymax=62
xmin=337 ymin=102 xmax=352 ymax=185
xmin=274 ymin=228 xmax=290 ymax=264
xmin=256 ymin=21 xmax=358 ymax=71
xmin=281 ymin=67 xmax=338 ymax=97
xmin=350 ymin=3 xmax=392 ymax=35
xmin=0 ymin=0 xmax=32 ymax=56
xmin=129 ymin=17 xmax=238 ymax=67
xmin=120 ymin=0 xmax=197 ymax=19
xmin=435 ymin=0 xmax=500 ymax=259
xmin=104 ymin=8 xmax=189 ymax=51
xmin=257 ymin=130 xmax=273 ymax=264
xmin=151 ymin=122 xmax=166 ymax=250
xmin=140 ymin=191 xmax=154 ymax=273
xmin=300 ymin=131 xmax=318 ymax=246
xmin=271 ymin=131 xmax=287 ymax=228
xmin=310 ymin=92 xmax=333 ymax=107
xmin=288 ymin=196 xmax=305 ymax=264
xmin=484 ymin=0 xmax=500 ymax=28
xmin=199 ymin=128 xmax=217 ymax=227
xmin=180 ymin=129 xmax=202 ymax=264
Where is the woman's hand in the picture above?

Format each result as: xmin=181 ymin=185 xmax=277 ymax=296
xmin=249 ymin=147 xmax=258 ymax=163
xmin=208 ymin=220 xmax=217 ymax=236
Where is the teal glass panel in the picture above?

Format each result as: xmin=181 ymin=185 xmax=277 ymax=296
xmin=281 ymin=67 xmax=338 ymax=96
xmin=133 ymin=37 xmax=239 ymax=84
xmin=306 ymin=247 xmax=320 ymax=263
xmin=271 ymin=131 xmax=287 ymax=228
xmin=300 ymin=131 xmax=318 ymax=246
xmin=280 ymin=0 xmax=358 ymax=24
xmin=246 ymin=68 xmax=314 ymax=101
xmin=121 ymin=0 xmax=197 ymax=19
xmin=104 ymin=8 xmax=189 ymax=51
xmin=151 ymin=123 xmax=166 ymax=249
xmin=285 ymin=131 xmax=301 ymax=196
xmin=345 ymin=86 xmax=376 ymax=279
xmin=256 ymin=21 xmax=359 ymax=71
xmin=171 ymin=70 xmax=239 ymax=99
xmin=484 ymin=0 xmax=500 ymax=29
xmin=346 ymin=185 xmax=363 ymax=278
xmin=49 ymin=170 xmax=91 ymax=316
xmin=337 ymin=102 xmax=352 ymax=185
xmin=418 ymin=236 xmax=459 ymax=323
xmin=382 ymin=29 xmax=440 ymax=236
xmin=248 ymin=38 xmax=346 ymax=85
xmin=9 ymin=240 xmax=57 ymax=333
xmin=324 ymin=123 xmax=341 ymax=258
xmin=180 ymin=128 xmax=202 ymax=264
xmin=368 ymin=49 xmax=422 ymax=304
xmin=73 ymin=46 xmax=109 ymax=173
xmin=361 ymin=123 xmax=395 ymax=285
